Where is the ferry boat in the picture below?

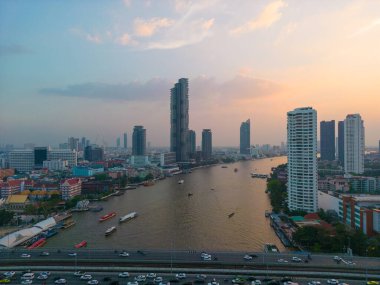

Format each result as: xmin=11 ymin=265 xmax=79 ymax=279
xmin=119 ymin=212 xmax=137 ymax=223
xmin=42 ymin=228 xmax=58 ymax=238
xmin=74 ymin=240 xmax=87 ymax=248
xmin=61 ymin=220 xmax=76 ymax=229
xmin=264 ymin=243 xmax=280 ymax=253
xmin=178 ymin=179 xmax=184 ymax=184
xmin=105 ymin=226 xmax=117 ymax=236
xmin=27 ymin=238 xmax=46 ymax=249
xmin=251 ymin=173 xmax=269 ymax=179
xmin=99 ymin=212 xmax=116 ymax=222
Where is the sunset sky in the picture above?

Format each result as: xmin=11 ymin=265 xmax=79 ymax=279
xmin=0 ymin=0 xmax=379 ymax=147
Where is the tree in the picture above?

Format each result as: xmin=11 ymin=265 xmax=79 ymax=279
xmin=145 ymin=173 xmax=154 ymax=181
xmin=0 ymin=209 xmax=14 ymax=226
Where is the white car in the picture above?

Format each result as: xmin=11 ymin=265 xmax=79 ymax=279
xmin=154 ymin=277 xmax=163 ymax=283
xmin=88 ymin=280 xmax=99 ymax=285
xmin=119 ymin=251 xmax=130 ymax=257
xmin=201 ymin=252 xmax=210 ymax=258
xmin=37 ymin=275 xmax=48 ymax=280
xmin=253 ymin=280 xmax=261 ymax=285
xmin=68 ymin=252 xmax=77 ymax=257
xmin=278 ymin=259 xmax=288 ymax=263
xmin=81 ymin=274 xmax=93 ymax=280
xmin=208 ymin=282 xmax=219 ymax=285
xmin=135 ymin=275 xmax=146 ymax=282
xmin=40 ymin=251 xmax=50 ymax=256
xmin=3 ymin=272 xmax=15 ymax=278
xmin=202 ymin=255 xmax=211 ymax=261
xmin=244 ymin=254 xmax=253 ymax=260
xmin=128 ymin=282 xmax=139 ymax=285
xmin=333 ymin=256 xmax=341 ymax=261
xmin=291 ymin=256 xmax=302 ymax=263
xmin=74 ymin=271 xmax=86 ymax=276
xmin=21 ymin=253 xmax=31 ymax=258
xmin=308 ymin=281 xmax=321 ymax=285
xmin=176 ymin=273 xmax=186 ymax=279
xmin=54 ymin=279 xmax=67 ymax=284
xmin=327 ymin=279 xmax=339 ymax=285
xmin=21 ymin=280 xmax=33 ymax=285
xmin=119 ymin=272 xmax=130 ymax=278
xmin=39 ymin=272 xmax=50 ymax=276
xmin=21 ymin=273 xmax=35 ymax=280
xmin=147 ymin=273 xmax=157 ymax=278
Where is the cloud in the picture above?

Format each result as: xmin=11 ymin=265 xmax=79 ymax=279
xmin=0 ymin=44 xmax=31 ymax=56
xmin=122 ymin=0 xmax=131 ymax=6
xmin=117 ymin=33 xmax=135 ymax=45
xmin=40 ymin=76 xmax=281 ymax=103
xmin=70 ymin=28 xmax=103 ymax=44
xmin=86 ymin=34 xmax=102 ymax=44
xmin=231 ymin=0 xmax=286 ymax=35
xmin=134 ymin=17 xmax=175 ymax=37
xmin=350 ymin=18 xmax=380 ymax=38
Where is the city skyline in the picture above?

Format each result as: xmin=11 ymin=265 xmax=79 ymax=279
xmin=1 ymin=1 xmax=380 ymax=146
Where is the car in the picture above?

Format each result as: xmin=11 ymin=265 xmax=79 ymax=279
xmin=147 ymin=273 xmax=157 ymax=278
xmin=175 ymin=273 xmax=186 ymax=279
xmin=277 ymin=259 xmax=288 ymax=263
xmin=283 ymin=283 xmax=298 ymax=285
xmin=0 ymin=279 xmax=10 ymax=284
xmin=202 ymin=255 xmax=211 ymax=261
xmin=21 ymin=273 xmax=35 ymax=280
xmin=232 ymin=278 xmax=245 ymax=284
xmin=333 ymin=256 xmax=341 ymax=261
xmin=244 ymin=254 xmax=253 ymax=260
xmin=327 ymin=280 xmax=339 ymax=285
xmin=252 ymin=280 xmax=261 ymax=285
xmin=119 ymin=251 xmax=130 ymax=257
xmin=54 ymin=279 xmax=67 ymax=284
xmin=37 ymin=275 xmax=48 ymax=280
xmin=127 ymin=282 xmax=139 ymax=285
xmin=88 ymin=280 xmax=99 ymax=285
xmin=367 ymin=282 xmax=380 ymax=285
xmin=21 ymin=280 xmax=33 ymax=285
xmin=154 ymin=277 xmax=163 ymax=283
xmin=208 ymin=282 xmax=219 ymax=285
xmin=80 ymin=274 xmax=93 ymax=280
xmin=3 ymin=272 xmax=15 ymax=278
xmin=21 ymin=253 xmax=31 ymax=258
xmin=74 ymin=271 xmax=86 ymax=276
xmin=197 ymin=275 xmax=207 ymax=280
xmin=68 ymin=252 xmax=77 ymax=257
xmin=119 ymin=272 xmax=130 ymax=278
xmin=345 ymin=260 xmax=356 ymax=265
xmin=308 ymin=281 xmax=321 ymax=285
xmin=39 ymin=272 xmax=50 ymax=276
xmin=159 ymin=283 xmax=170 ymax=285
xmin=135 ymin=275 xmax=146 ymax=282
xmin=137 ymin=250 xmax=146 ymax=255
xmin=291 ymin=256 xmax=302 ymax=263
xmin=40 ymin=251 xmax=50 ymax=256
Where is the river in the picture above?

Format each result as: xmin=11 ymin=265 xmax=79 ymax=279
xmin=47 ymin=156 xmax=287 ymax=252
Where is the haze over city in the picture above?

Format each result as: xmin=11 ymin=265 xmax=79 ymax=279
xmin=1 ymin=0 xmax=380 ymax=147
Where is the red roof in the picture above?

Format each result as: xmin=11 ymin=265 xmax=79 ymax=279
xmin=3 ymin=180 xmax=22 ymax=188
xmin=63 ymin=178 xmax=81 ymax=186
xmin=304 ymin=213 xmax=320 ymax=220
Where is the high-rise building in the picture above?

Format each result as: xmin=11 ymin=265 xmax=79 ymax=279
xmin=202 ymin=129 xmax=212 ymax=161
xmin=338 ymin=121 xmax=345 ymax=165
xmin=116 ymin=137 xmax=121 ymax=148
xmin=320 ymin=120 xmax=335 ymax=161
xmin=123 ymin=133 xmax=127 ymax=149
xmin=170 ymin=78 xmax=189 ymax=162
xmin=84 ymin=146 xmax=104 ymax=162
xmin=344 ymin=114 xmax=365 ymax=174
xmin=68 ymin=137 xmax=79 ymax=151
xmin=132 ymin=126 xmax=146 ymax=156
xmin=34 ymin=147 xmax=48 ymax=168
xmin=187 ymin=130 xmax=196 ymax=158
xmin=240 ymin=119 xmax=251 ymax=155
xmin=81 ymin=137 xmax=86 ymax=149
xmin=287 ymin=107 xmax=318 ymax=213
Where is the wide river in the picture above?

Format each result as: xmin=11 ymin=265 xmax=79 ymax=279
xmin=48 ymin=156 xmax=287 ymax=252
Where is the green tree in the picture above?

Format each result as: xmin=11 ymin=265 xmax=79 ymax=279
xmin=0 ymin=209 xmax=14 ymax=226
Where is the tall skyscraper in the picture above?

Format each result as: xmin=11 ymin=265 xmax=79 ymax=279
xmin=344 ymin=114 xmax=365 ymax=174
xmin=132 ymin=126 xmax=146 ymax=156
xmin=170 ymin=78 xmax=189 ymax=162
xmin=240 ymin=119 xmax=251 ymax=155
xmin=123 ymin=133 xmax=127 ymax=149
xmin=320 ymin=120 xmax=335 ymax=161
xmin=34 ymin=147 xmax=48 ymax=168
xmin=187 ymin=130 xmax=196 ymax=158
xmin=68 ymin=137 xmax=79 ymax=151
xmin=338 ymin=121 xmax=345 ymax=165
xmin=202 ymin=129 xmax=212 ymax=161
xmin=84 ymin=146 xmax=104 ymax=162
xmin=116 ymin=137 xmax=121 ymax=148
xmin=287 ymin=107 xmax=318 ymax=213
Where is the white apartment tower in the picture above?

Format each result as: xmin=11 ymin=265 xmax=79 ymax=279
xmin=344 ymin=114 xmax=365 ymax=174
xmin=287 ymin=107 xmax=318 ymax=213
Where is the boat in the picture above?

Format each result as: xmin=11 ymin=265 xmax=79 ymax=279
xmin=99 ymin=212 xmax=116 ymax=222
xmin=228 ymin=212 xmax=235 ymax=218
xmin=221 ymin=165 xmax=228 ymax=168
xmin=188 ymin=193 xmax=193 ymax=197
xmin=234 ymin=168 xmax=238 ymax=172
xmin=105 ymin=226 xmax=117 ymax=236
xmin=119 ymin=212 xmax=137 ymax=223
xmin=251 ymin=173 xmax=269 ymax=179
xmin=264 ymin=243 xmax=280 ymax=253
xmin=61 ymin=220 xmax=76 ymax=229
xmin=75 ymin=240 xmax=87 ymax=248
xmin=265 ymin=210 xmax=271 ymax=217
xmin=27 ymin=238 xmax=46 ymax=249
xmin=42 ymin=228 xmax=58 ymax=239
xmin=178 ymin=179 xmax=184 ymax=184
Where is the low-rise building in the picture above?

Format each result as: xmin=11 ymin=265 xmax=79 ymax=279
xmin=5 ymin=194 xmax=30 ymax=213
xmin=72 ymin=166 xmax=104 ymax=177
xmin=43 ymin=159 xmax=68 ymax=171
xmin=0 ymin=180 xmax=22 ymax=198
xmin=0 ymin=168 xmax=15 ymax=179
xmin=60 ymin=178 xmax=81 ymax=200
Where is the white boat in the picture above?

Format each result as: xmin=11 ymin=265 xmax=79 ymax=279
xmin=119 ymin=212 xmax=137 ymax=223
xmin=178 ymin=179 xmax=184 ymax=184
xmin=105 ymin=226 xmax=117 ymax=236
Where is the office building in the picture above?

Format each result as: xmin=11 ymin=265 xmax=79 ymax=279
xmin=123 ymin=133 xmax=127 ymax=149
xmin=132 ymin=126 xmax=146 ymax=156
xmin=337 ymin=121 xmax=345 ymax=165
xmin=68 ymin=137 xmax=79 ymax=151
xmin=9 ymin=150 xmax=34 ymax=172
xmin=81 ymin=137 xmax=86 ymax=150
xmin=287 ymin=107 xmax=318 ymax=213
xmin=43 ymin=160 xmax=68 ymax=171
xmin=344 ymin=114 xmax=365 ymax=174
xmin=116 ymin=137 xmax=121 ymax=148
xmin=84 ymin=146 xmax=104 ymax=162
xmin=170 ymin=78 xmax=189 ymax=162
xmin=34 ymin=147 xmax=48 ymax=168
xmin=202 ymin=129 xmax=213 ymax=161
xmin=240 ymin=119 xmax=251 ymax=155
xmin=48 ymin=149 xmax=77 ymax=167
xmin=320 ymin=120 xmax=335 ymax=161
xmin=187 ymin=130 xmax=196 ymax=158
